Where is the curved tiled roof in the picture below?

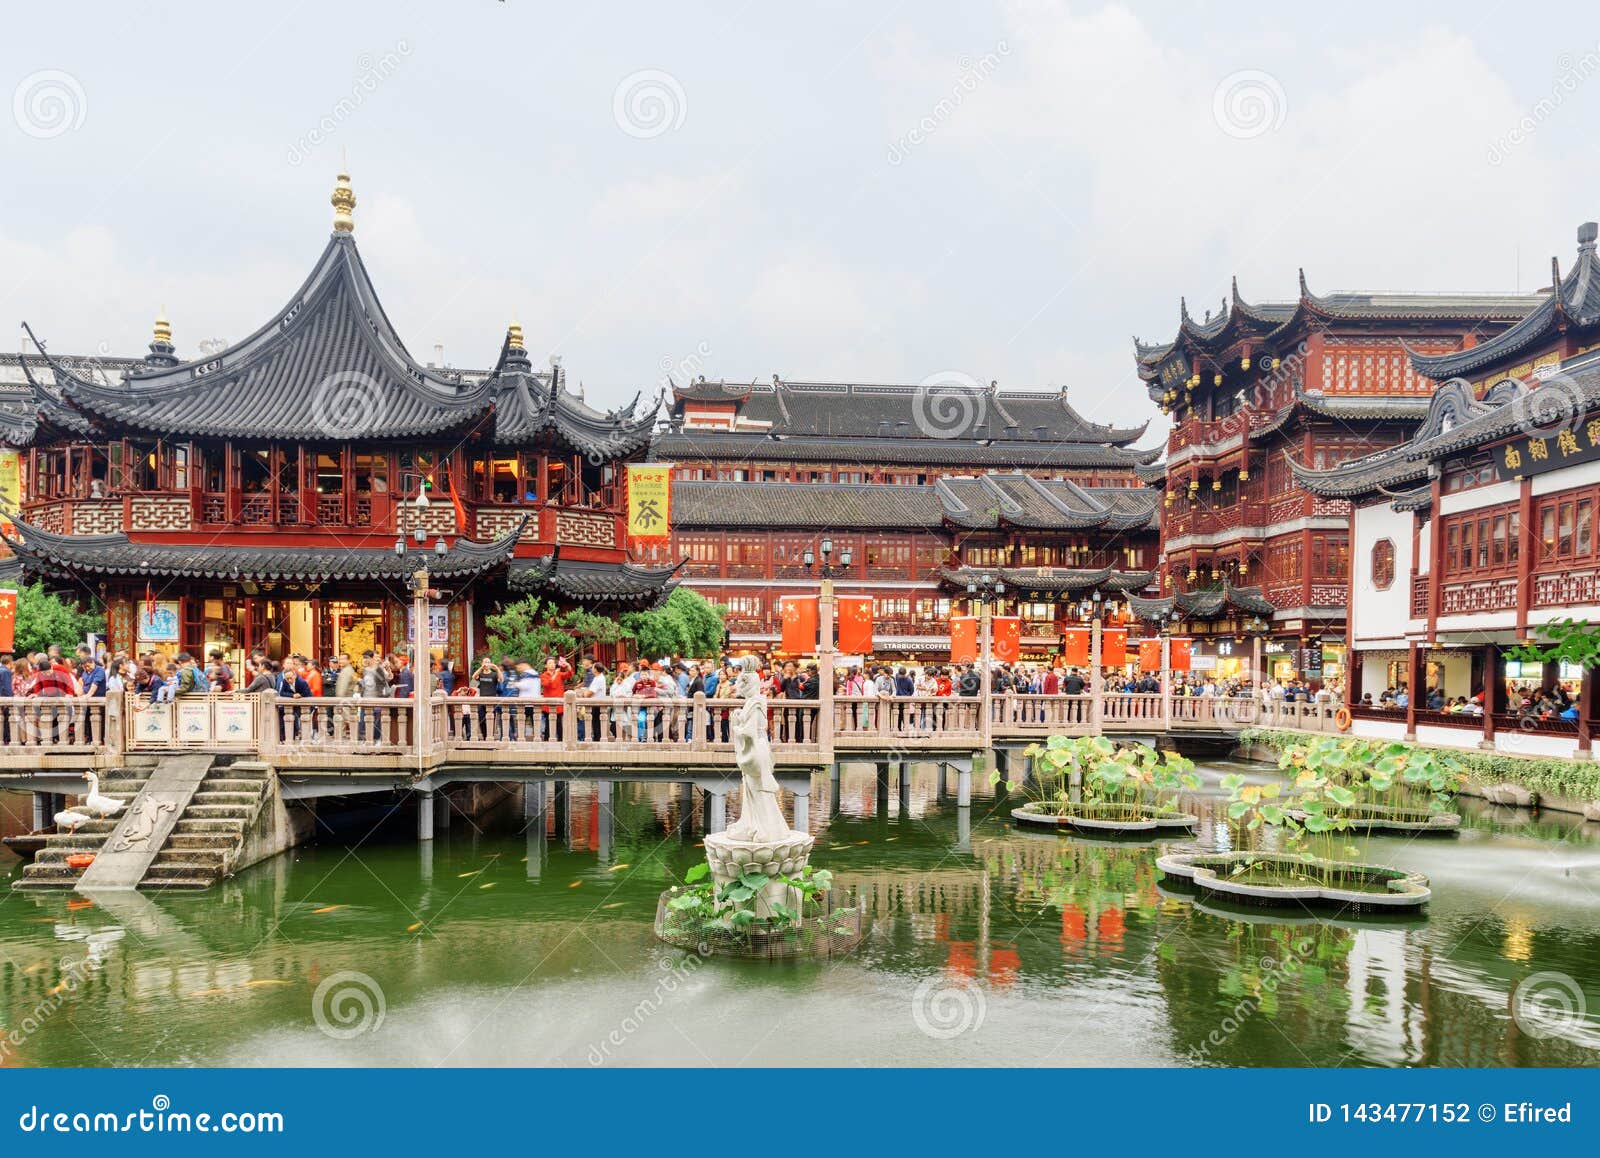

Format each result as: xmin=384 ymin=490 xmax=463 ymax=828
xmin=0 ymin=516 xmax=526 ymax=583
xmin=652 ymin=429 xmax=1159 ymax=468
xmin=673 ymin=480 xmax=943 ymax=528
xmin=1292 ymin=385 xmax=1433 ymax=421
xmin=670 ymin=473 xmax=1159 ymax=532
xmin=0 ymin=347 xmax=93 ymax=446
xmin=490 ymin=344 xmax=656 ymax=458
xmin=1409 ymin=223 xmax=1600 ymax=381
xmin=941 ymin=566 xmax=1156 ymax=595
xmin=665 ymin=378 xmax=1148 ymax=446
xmin=42 ymin=234 xmax=494 ymax=441
xmin=1128 ymin=582 xmax=1275 ymax=622
xmin=507 ymin=552 xmax=682 ymax=607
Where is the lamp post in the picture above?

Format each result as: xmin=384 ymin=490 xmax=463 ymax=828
xmin=1161 ymin=606 xmax=1181 ymax=731
xmin=802 ymin=536 xmax=853 ymax=580
xmin=964 ymin=574 xmax=1006 ymax=675
xmin=803 ymin=539 xmax=849 ymax=751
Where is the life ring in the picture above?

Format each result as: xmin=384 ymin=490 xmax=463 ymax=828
xmin=1334 ymin=706 xmax=1352 ymax=732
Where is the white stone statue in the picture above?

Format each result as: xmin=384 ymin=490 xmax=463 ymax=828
xmin=702 ymin=656 xmax=814 ymax=917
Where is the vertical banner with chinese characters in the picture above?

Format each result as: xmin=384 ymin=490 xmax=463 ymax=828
xmin=837 ymin=595 xmax=873 ymax=655
xmin=625 ymin=463 xmax=673 ymax=540
xmin=0 ymin=451 xmax=18 ymax=534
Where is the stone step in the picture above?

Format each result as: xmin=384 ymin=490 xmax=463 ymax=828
xmin=138 ymin=877 xmax=212 ymax=891
xmin=150 ymin=844 xmax=227 ymax=863
xmin=191 ymin=790 xmax=263 ymax=806
xmin=173 ymin=818 xmax=247 ymax=835
xmin=199 ymin=778 xmax=266 ymax=794
xmin=182 ymin=804 xmax=254 ymax=820
xmin=165 ymin=833 xmax=240 ymax=851
xmin=225 ymin=760 xmax=273 ymax=775
xmin=139 ymin=859 xmax=216 ymax=879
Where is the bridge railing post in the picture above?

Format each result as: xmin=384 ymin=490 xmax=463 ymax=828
xmin=563 ymin=692 xmax=579 ymax=752
xmin=691 ymin=692 xmax=708 ymax=752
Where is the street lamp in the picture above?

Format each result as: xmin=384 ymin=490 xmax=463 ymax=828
xmin=803 ymin=538 xmax=853 ymax=579
xmin=965 ymin=574 xmax=1005 ymax=679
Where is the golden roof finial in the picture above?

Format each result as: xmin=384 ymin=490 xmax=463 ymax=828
xmin=153 ymin=307 xmax=172 ymax=346
xmin=507 ymin=320 xmax=525 ymax=351
xmin=331 ymin=170 xmax=356 ymax=233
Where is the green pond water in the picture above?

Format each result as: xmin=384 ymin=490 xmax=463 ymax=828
xmin=2 ymin=762 xmax=1599 ymax=1067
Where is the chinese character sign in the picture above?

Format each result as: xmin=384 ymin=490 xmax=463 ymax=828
xmin=626 ymin=463 xmax=673 ymax=540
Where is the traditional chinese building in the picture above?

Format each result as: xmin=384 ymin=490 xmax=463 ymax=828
xmin=0 ymin=174 xmax=679 ymax=669
xmin=1133 ymin=272 xmax=1542 ymax=686
xmin=668 ymin=471 xmax=1159 ymax=658
xmin=656 ymin=377 xmax=1158 ymax=485
xmin=1290 ymin=221 xmax=1600 ymax=755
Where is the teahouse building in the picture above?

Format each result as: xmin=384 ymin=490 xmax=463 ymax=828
xmin=0 ymin=174 xmax=679 ymax=670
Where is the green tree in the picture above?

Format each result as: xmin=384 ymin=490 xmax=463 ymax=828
xmin=620 ymin=587 xmax=727 ymax=660
xmin=483 ymin=596 xmax=576 ymax=664
xmin=12 ymin=582 xmax=104 ymax=656
xmin=555 ymin=608 xmax=628 ymax=659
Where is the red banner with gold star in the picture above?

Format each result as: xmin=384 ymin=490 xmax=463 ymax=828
xmin=837 ymin=595 xmax=873 ymax=655
xmin=780 ymin=595 xmax=818 ymax=656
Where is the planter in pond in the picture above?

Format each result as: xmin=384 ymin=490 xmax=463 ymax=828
xmin=1285 ymin=803 xmax=1460 ymax=834
xmin=654 ymin=887 xmax=864 ymax=960
xmin=1012 ymin=800 xmax=1197 ymax=834
xmin=1156 ymin=851 xmax=1430 ymax=912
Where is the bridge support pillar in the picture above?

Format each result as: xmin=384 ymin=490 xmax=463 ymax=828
xmin=897 ymin=763 xmax=911 ymax=817
xmin=596 ymin=780 xmax=614 ymax=864
xmin=524 ymin=778 xmax=547 ymax=820
xmin=677 ymin=781 xmax=695 ymax=831
xmin=32 ymin=791 xmax=50 ymax=832
xmin=829 ymin=762 xmax=841 ymax=806
xmin=791 ymin=781 xmax=811 ymax=832
xmin=705 ymin=789 xmax=727 ymax=835
xmin=956 ymin=804 xmax=972 ymax=853
xmin=416 ymin=789 xmax=435 ymax=841
xmin=955 ymin=762 xmax=972 ymax=807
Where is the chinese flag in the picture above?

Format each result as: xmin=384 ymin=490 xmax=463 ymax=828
xmin=780 ymin=595 xmax=818 ymax=655
xmin=1101 ymin=627 xmax=1127 ymax=667
xmin=1170 ymin=637 xmax=1193 ymax=672
xmin=837 ymin=595 xmax=873 ymax=654
xmin=1061 ymin=626 xmax=1090 ymax=666
xmin=1138 ymin=637 xmax=1162 ymax=672
xmin=992 ymin=616 xmax=1021 ymax=663
xmin=0 ymin=589 xmax=14 ymax=653
xmin=949 ymin=616 xmax=977 ymax=663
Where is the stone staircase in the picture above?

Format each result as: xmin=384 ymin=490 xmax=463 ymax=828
xmin=13 ymin=768 xmax=152 ymax=891
xmin=12 ymin=759 xmax=273 ymax=892
xmin=142 ymin=761 xmax=272 ymax=890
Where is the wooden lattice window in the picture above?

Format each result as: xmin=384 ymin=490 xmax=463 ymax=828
xmin=1371 ymin=538 xmax=1395 ymax=590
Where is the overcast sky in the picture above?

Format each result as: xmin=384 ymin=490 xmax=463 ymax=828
xmin=5 ymin=1 xmax=1599 ymax=444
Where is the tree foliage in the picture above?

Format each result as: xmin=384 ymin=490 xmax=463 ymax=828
xmin=619 ymin=587 xmax=726 ymax=660
xmin=12 ymin=583 xmax=104 ymax=656
xmin=1509 ymin=618 xmax=1600 ymax=671
xmin=483 ymin=596 xmax=576 ymax=664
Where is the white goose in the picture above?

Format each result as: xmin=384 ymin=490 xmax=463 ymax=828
xmin=54 ymin=808 xmax=96 ymax=833
xmin=80 ymin=771 xmax=125 ymax=818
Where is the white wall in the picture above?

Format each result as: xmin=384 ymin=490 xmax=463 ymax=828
xmin=1532 ymin=457 xmax=1600 ymax=496
xmin=1352 ymin=503 xmax=1415 ymax=645
xmin=1439 ymin=479 xmax=1519 ymax=515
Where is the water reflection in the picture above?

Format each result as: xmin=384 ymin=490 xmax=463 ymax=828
xmin=1 ymin=761 xmax=1597 ymax=1067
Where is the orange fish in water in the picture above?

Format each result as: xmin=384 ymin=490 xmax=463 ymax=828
xmin=245 ymin=979 xmax=291 ymax=988
xmin=406 ymin=922 xmax=424 ymax=933
xmin=478 ymin=882 xmax=495 ymax=890
xmin=457 ymin=870 xmax=482 ymax=879
xmin=310 ymin=905 xmax=346 ymax=914
xmin=606 ymin=864 xmax=629 ymax=872
xmin=568 ymin=881 xmax=583 ymax=888
xmin=187 ymin=988 xmax=230 ymax=997
xmin=65 ymin=900 xmax=94 ymax=911
xmin=600 ymin=902 xmax=625 ymax=910
xmin=854 ymin=841 xmax=870 ymax=846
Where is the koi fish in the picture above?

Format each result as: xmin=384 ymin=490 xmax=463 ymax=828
xmin=607 ymin=863 xmax=630 ymax=872
xmin=406 ymin=922 xmax=424 ymax=933
xmin=568 ymin=880 xmax=583 ymax=888
xmin=478 ymin=882 xmax=496 ymax=890
xmin=310 ymin=905 xmax=346 ymax=914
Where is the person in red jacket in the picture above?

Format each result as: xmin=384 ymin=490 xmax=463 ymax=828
xmin=539 ymin=656 xmax=572 ymax=740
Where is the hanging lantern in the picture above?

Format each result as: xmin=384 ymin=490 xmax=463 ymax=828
xmin=1238 ymin=559 xmax=1249 ymax=576
xmin=1186 ymin=568 xmax=1198 ymax=582
xmin=1241 ymin=355 xmax=1251 ymax=370
xmin=1212 ymin=479 xmax=1222 ymax=491
xmin=1271 ymin=357 xmax=1281 ymax=370
xmin=1213 ymin=373 xmax=1222 ymax=386
xmin=1238 ymin=467 xmax=1250 ymax=481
